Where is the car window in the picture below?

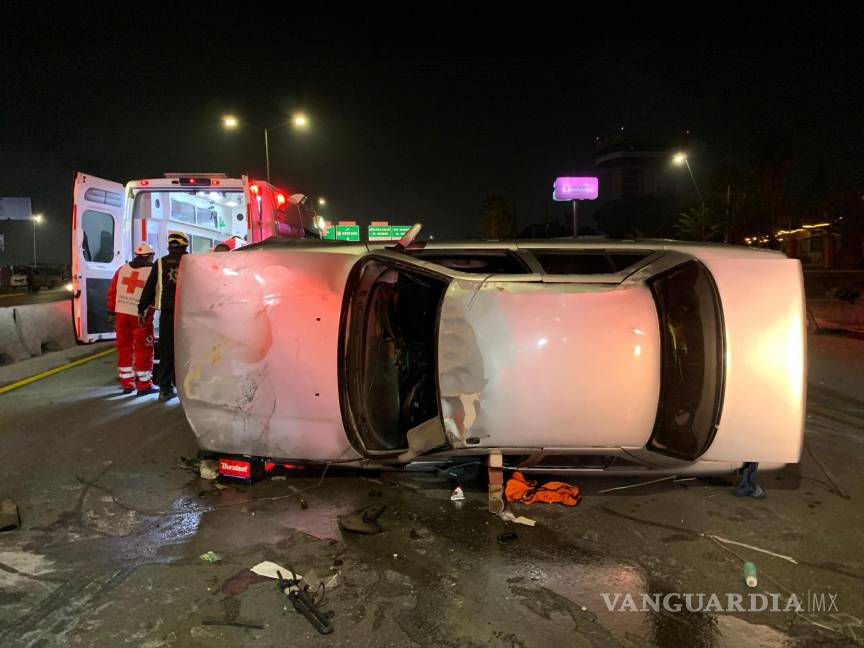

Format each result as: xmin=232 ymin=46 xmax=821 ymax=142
xmin=342 ymin=258 xmax=449 ymax=452
xmin=406 ymin=250 xmax=531 ymax=274
xmin=81 ymin=209 xmax=114 ymax=263
xmin=530 ymin=250 xmax=652 ymax=274
xmin=647 ymin=261 xmax=724 ymax=460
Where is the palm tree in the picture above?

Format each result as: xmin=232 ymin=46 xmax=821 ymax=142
xmin=675 ymin=204 xmax=719 ymax=242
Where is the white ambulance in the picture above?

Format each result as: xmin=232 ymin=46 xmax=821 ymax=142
xmin=72 ymin=172 xmax=318 ymax=343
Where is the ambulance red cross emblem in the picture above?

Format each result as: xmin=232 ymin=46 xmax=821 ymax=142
xmin=122 ymin=271 xmax=146 ymax=294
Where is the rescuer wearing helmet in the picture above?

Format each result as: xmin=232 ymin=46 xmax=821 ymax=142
xmin=138 ymin=231 xmax=188 ymax=401
xmin=107 ymin=242 xmax=157 ymax=395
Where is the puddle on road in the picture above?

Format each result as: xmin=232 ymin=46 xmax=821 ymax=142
xmin=489 ymin=536 xmax=804 ymax=648
xmin=499 ymin=553 xmax=801 ymax=647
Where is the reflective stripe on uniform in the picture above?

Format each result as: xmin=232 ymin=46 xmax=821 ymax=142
xmin=118 ymin=367 xmax=135 ymax=378
xmin=136 ymin=371 xmax=152 ymax=381
xmin=155 ymin=258 xmax=163 ymax=311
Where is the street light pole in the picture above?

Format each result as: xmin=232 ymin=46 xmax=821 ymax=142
xmin=32 ymin=214 xmax=43 ymax=266
xmin=684 ymin=158 xmax=704 ymax=209
xmin=672 ymin=152 xmax=704 ymax=210
xmin=223 ymin=113 xmax=308 ymax=184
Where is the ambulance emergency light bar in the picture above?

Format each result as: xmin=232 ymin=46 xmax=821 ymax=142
xmin=164 ymin=173 xmax=228 ymax=187
xmin=553 ymin=176 xmax=598 ymax=201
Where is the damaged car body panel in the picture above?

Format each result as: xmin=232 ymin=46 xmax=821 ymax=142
xmin=438 ymin=280 xmax=661 ymax=451
xmin=175 ymin=246 xmax=364 ymax=462
xmin=175 ymin=237 xmax=806 ymax=474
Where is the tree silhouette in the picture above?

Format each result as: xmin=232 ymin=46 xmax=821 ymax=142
xmin=675 ymin=204 xmax=720 ymax=242
xmin=480 ymin=192 xmax=515 ymax=239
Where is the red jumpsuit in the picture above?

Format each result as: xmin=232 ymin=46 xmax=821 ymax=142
xmin=107 ymin=262 xmax=155 ymax=391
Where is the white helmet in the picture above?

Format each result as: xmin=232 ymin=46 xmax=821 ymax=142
xmin=134 ymin=242 xmax=155 ymax=256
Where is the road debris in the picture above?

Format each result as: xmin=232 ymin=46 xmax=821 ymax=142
xmin=707 ymin=534 xmax=798 ymax=565
xmin=0 ymin=498 xmax=20 ymax=532
xmin=597 ymin=475 xmax=694 ymax=494
xmin=450 ymin=486 xmax=466 ymax=501
xmin=744 ymin=561 xmax=758 ymax=587
xmin=337 ymin=504 xmax=386 ymax=534
xmin=199 ymin=551 xmax=222 ymax=564
xmin=304 ymin=569 xmax=343 ymax=592
xmin=199 ymin=459 xmax=219 ymax=480
xmin=499 ymin=509 xmax=536 ymax=527
xmin=276 ymin=569 xmax=334 ymax=635
xmin=251 ymin=561 xmax=301 ymax=580
xmin=504 ymin=471 xmax=580 ymax=506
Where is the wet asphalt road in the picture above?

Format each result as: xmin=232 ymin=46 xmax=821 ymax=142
xmin=0 ymin=333 xmax=862 ymax=647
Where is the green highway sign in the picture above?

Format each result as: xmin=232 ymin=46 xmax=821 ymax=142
xmin=366 ymin=224 xmax=413 ymax=241
xmin=367 ymin=225 xmax=392 ymax=241
xmin=322 ymin=227 xmax=335 ymax=240
xmin=335 ymin=225 xmax=360 ymax=241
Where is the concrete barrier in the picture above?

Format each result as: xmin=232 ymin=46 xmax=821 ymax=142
xmin=0 ymin=300 xmax=77 ymax=364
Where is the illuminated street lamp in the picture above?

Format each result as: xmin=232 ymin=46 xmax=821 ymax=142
xmin=32 ymin=213 xmax=43 ymax=266
xmin=318 ymin=197 xmax=327 ymax=207
xmin=672 ymin=151 xmax=704 ymax=208
xmin=222 ymin=112 xmax=310 ymax=184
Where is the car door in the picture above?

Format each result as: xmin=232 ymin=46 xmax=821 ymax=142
xmin=72 ymin=172 xmax=126 ymax=342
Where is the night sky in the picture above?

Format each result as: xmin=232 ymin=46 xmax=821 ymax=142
xmin=2 ymin=6 xmax=862 ymax=263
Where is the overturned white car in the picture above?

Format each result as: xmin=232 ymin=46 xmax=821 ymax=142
xmin=175 ymin=231 xmax=806 ymax=475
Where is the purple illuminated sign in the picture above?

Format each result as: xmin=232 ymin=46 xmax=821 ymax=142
xmin=553 ymin=177 xmax=599 ymax=201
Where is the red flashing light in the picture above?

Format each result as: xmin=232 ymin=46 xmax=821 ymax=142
xmin=212 ymin=179 xmax=220 ymax=186
xmin=140 ymin=180 xmax=150 ymax=186
xmin=249 ymin=183 xmax=259 ymax=195
xmin=275 ymin=192 xmax=286 ymax=207
xmin=188 ymin=178 xmax=197 ymax=184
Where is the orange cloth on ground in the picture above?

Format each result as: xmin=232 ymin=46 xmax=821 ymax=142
xmin=504 ymin=471 xmax=581 ymax=506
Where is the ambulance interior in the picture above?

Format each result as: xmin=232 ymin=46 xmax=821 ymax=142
xmin=130 ymin=189 xmax=248 ymax=256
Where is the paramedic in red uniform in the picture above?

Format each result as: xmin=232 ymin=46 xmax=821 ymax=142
xmin=138 ymin=232 xmax=188 ymax=402
xmin=106 ymin=242 xmax=156 ymax=395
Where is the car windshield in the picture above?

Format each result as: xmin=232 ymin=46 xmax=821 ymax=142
xmin=342 ymin=258 xmax=449 ymax=453
xmin=648 ymin=261 xmax=724 ymax=460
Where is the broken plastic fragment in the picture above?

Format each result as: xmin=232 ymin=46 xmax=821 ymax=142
xmin=451 ymin=486 xmax=466 ymax=501
xmin=199 ymin=551 xmax=222 ymax=564
xmin=251 ymin=561 xmax=301 ymax=581
xmin=199 ymin=460 xmax=219 ymax=480
xmin=499 ymin=510 xmax=536 ymax=527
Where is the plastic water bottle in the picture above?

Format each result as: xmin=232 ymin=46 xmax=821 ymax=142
xmin=743 ymin=562 xmax=758 ymax=588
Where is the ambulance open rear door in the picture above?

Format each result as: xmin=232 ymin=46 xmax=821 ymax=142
xmin=72 ymin=172 xmax=126 ymax=343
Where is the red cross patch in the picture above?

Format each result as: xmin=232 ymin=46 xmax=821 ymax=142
xmin=121 ymin=271 xmax=146 ymax=294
